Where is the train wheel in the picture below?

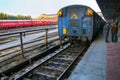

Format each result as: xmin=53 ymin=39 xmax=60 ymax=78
xmin=86 ymin=38 xmax=91 ymax=46
xmin=59 ymin=37 xmax=63 ymax=48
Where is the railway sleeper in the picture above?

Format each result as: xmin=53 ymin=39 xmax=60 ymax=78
xmin=56 ymin=57 xmax=74 ymax=61
xmin=57 ymin=54 xmax=78 ymax=59
xmin=33 ymin=71 xmax=56 ymax=80
xmin=31 ymin=67 xmax=62 ymax=79
xmin=48 ymin=61 xmax=69 ymax=66
xmin=51 ymin=59 xmax=71 ymax=65
xmin=63 ymin=50 xmax=80 ymax=54
xmin=43 ymin=64 xmax=67 ymax=71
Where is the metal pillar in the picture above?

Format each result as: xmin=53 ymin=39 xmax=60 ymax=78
xmin=20 ymin=33 xmax=25 ymax=58
xmin=23 ymin=32 xmax=26 ymax=37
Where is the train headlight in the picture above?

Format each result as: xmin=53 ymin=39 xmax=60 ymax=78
xmin=57 ymin=10 xmax=62 ymax=17
xmin=63 ymin=28 xmax=67 ymax=35
xmin=87 ymin=9 xmax=93 ymax=16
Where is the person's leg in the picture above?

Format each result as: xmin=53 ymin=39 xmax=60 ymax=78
xmin=115 ymin=32 xmax=118 ymax=42
xmin=106 ymin=32 xmax=109 ymax=42
xmin=111 ymin=32 xmax=114 ymax=42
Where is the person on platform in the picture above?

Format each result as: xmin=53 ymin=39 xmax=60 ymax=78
xmin=111 ymin=18 xmax=119 ymax=42
xmin=104 ymin=21 xmax=111 ymax=42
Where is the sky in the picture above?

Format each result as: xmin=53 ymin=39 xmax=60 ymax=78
xmin=0 ymin=0 xmax=101 ymax=18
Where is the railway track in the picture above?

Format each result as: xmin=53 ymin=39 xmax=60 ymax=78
xmin=22 ymin=43 xmax=87 ymax=80
xmin=0 ymin=25 xmax=56 ymax=33
xmin=0 ymin=32 xmax=58 ymax=57
xmin=1 ymin=41 xmax=88 ymax=80
xmin=0 ymin=25 xmax=57 ymax=44
xmin=0 ymin=41 xmax=69 ymax=80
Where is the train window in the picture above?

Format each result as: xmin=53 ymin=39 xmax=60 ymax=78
xmin=69 ymin=19 xmax=80 ymax=27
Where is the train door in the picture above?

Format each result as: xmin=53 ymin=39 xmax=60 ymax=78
xmin=82 ymin=16 xmax=93 ymax=41
xmin=67 ymin=8 xmax=81 ymax=37
xmin=68 ymin=19 xmax=81 ymax=36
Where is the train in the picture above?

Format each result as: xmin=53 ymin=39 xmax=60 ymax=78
xmin=0 ymin=20 xmax=57 ymax=29
xmin=57 ymin=5 xmax=105 ymax=42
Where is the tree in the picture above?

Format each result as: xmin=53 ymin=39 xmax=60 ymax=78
xmin=0 ymin=12 xmax=4 ymax=19
xmin=0 ymin=12 xmax=33 ymax=20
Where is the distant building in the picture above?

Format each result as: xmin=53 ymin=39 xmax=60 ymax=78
xmin=37 ymin=14 xmax=58 ymax=21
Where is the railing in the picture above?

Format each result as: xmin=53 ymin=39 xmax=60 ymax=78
xmin=0 ymin=26 xmax=57 ymax=58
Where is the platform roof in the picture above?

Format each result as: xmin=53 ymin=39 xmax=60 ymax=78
xmin=96 ymin=0 xmax=120 ymax=20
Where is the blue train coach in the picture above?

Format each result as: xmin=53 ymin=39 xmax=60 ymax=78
xmin=57 ymin=5 xmax=104 ymax=42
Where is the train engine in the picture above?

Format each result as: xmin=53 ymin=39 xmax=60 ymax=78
xmin=57 ymin=5 xmax=104 ymax=42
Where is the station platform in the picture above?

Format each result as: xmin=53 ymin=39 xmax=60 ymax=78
xmin=68 ymin=34 xmax=120 ymax=80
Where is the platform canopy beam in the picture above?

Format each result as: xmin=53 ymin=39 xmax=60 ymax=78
xmin=96 ymin=0 xmax=120 ymax=20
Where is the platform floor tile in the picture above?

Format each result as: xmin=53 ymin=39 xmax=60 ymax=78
xmin=107 ymin=43 xmax=120 ymax=80
xmin=68 ymin=35 xmax=107 ymax=80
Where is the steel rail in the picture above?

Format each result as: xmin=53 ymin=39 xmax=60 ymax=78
xmin=12 ymin=43 xmax=88 ymax=80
